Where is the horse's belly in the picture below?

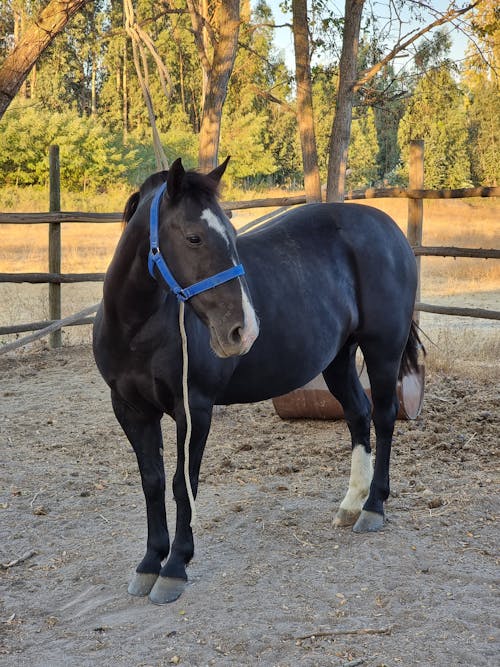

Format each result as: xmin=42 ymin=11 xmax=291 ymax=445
xmin=217 ymin=338 xmax=339 ymax=405
xmin=216 ymin=292 xmax=356 ymax=404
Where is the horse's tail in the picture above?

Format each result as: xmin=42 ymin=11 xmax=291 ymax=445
xmin=122 ymin=191 xmax=140 ymax=229
xmin=399 ymin=320 xmax=425 ymax=378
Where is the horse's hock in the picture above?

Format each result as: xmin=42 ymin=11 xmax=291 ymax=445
xmin=272 ymin=364 xmax=425 ymax=420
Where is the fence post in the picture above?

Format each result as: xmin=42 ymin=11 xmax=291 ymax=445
xmin=407 ymin=140 xmax=424 ymax=323
xmin=49 ymin=145 xmax=62 ymax=348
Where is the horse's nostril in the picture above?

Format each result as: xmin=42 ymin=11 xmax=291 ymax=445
xmin=229 ymin=325 xmax=243 ymax=346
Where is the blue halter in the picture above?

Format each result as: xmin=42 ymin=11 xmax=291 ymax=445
xmin=148 ymin=181 xmax=245 ymax=302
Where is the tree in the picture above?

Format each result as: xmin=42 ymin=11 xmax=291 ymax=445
xmin=292 ymin=0 xmax=321 ymax=201
xmin=187 ymin=0 xmax=240 ymax=170
xmin=326 ymin=0 xmax=364 ymax=202
xmin=221 ymin=0 xmax=283 ymax=183
xmin=398 ymin=67 xmax=471 ymax=188
xmin=462 ymin=0 xmax=500 ymax=185
xmin=468 ymin=82 xmax=500 ymax=185
xmin=311 ymin=65 xmax=337 ymax=181
xmin=0 ymin=101 xmax=137 ymax=190
xmin=324 ymin=0 xmax=482 ymax=201
xmin=346 ymin=107 xmax=378 ymax=190
xmin=0 ymin=0 xmax=90 ymax=120
xmin=29 ymin=0 xmax=109 ymax=116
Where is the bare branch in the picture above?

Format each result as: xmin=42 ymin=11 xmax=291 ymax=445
xmin=185 ymin=0 xmax=214 ymax=75
xmin=123 ymin=0 xmax=169 ymax=170
xmin=0 ymin=0 xmax=90 ymax=120
xmin=354 ymin=1 xmax=482 ymax=91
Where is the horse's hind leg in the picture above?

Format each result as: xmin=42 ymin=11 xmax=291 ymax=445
xmin=111 ymin=393 xmax=169 ymax=596
xmin=352 ymin=341 xmax=401 ymax=533
xmin=322 ymin=342 xmax=373 ymax=527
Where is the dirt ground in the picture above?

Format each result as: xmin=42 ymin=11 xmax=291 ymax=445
xmin=0 ymin=344 xmax=498 ymax=667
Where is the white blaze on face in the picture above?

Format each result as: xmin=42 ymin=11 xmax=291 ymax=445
xmin=200 ymin=208 xmax=259 ymax=353
xmin=200 ymin=208 xmax=230 ymax=246
xmin=240 ymin=284 xmax=259 ymax=353
xmin=339 ymin=445 xmax=373 ymax=514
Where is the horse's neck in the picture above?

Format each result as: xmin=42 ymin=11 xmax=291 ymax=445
xmin=103 ymin=222 xmax=162 ymax=331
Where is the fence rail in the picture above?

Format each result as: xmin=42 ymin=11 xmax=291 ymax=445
xmin=415 ymin=302 xmax=500 ymax=321
xmin=0 ymin=142 xmax=499 ymax=345
xmin=1 ymin=186 xmax=499 ymax=225
xmin=0 ymin=272 xmax=105 ymax=283
xmin=0 ymin=211 xmax=121 ymax=224
xmin=413 ymin=246 xmax=500 ymax=259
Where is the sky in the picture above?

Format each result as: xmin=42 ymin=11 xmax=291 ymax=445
xmin=259 ymin=0 xmax=471 ymax=72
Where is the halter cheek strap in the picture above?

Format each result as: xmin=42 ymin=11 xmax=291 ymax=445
xmin=148 ymin=181 xmax=245 ymax=302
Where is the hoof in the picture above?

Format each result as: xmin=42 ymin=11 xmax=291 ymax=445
xmin=333 ymin=507 xmax=361 ymax=527
xmin=352 ymin=509 xmax=385 ymax=533
xmin=128 ymin=572 xmax=158 ymax=597
xmin=149 ymin=576 xmax=187 ymax=605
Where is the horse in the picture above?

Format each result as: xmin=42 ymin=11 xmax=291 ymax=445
xmin=93 ymin=157 xmax=421 ymax=605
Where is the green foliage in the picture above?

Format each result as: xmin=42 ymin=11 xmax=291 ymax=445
xmin=397 ymin=67 xmax=471 ymax=188
xmin=33 ymin=0 xmax=109 ymax=115
xmin=466 ymin=81 xmax=500 ymax=186
xmin=312 ymin=65 xmax=337 ymax=181
xmin=462 ymin=0 xmax=500 ymax=186
xmin=347 ymin=107 xmax=379 ymax=190
xmin=266 ymin=107 xmax=302 ymax=187
xmin=221 ymin=0 xmax=297 ymax=185
xmin=0 ymin=102 xmax=139 ymax=191
xmin=0 ymin=0 xmax=497 ymax=193
xmin=221 ymin=112 xmax=276 ymax=180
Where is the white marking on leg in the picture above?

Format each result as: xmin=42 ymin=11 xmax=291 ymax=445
xmin=339 ymin=445 xmax=373 ymax=514
xmin=200 ymin=208 xmax=230 ymax=245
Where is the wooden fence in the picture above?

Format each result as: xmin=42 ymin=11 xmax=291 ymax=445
xmin=0 ymin=141 xmax=499 ymax=348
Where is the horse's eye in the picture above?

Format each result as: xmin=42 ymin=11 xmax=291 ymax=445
xmin=186 ymin=234 xmax=202 ymax=245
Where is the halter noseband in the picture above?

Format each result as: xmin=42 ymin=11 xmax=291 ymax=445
xmin=148 ymin=181 xmax=245 ymax=302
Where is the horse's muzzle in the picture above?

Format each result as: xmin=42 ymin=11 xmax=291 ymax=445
xmin=209 ymin=319 xmax=259 ymax=358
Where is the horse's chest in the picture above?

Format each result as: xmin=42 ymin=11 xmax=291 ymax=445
xmin=112 ymin=362 xmax=175 ymax=415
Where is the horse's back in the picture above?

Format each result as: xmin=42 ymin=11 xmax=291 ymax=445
xmin=241 ymin=202 xmax=410 ymax=257
xmin=239 ymin=202 xmax=416 ymax=301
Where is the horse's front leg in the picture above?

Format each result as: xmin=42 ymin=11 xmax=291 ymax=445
xmin=149 ymin=391 xmax=213 ymax=604
xmin=111 ymin=393 xmax=169 ymax=596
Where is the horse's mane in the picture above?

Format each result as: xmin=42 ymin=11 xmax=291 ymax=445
xmin=178 ymin=170 xmax=221 ymax=201
xmin=122 ymin=168 xmax=220 ymax=227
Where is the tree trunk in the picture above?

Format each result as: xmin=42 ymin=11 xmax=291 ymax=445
xmin=188 ymin=0 xmax=240 ymax=172
xmin=30 ymin=63 xmax=37 ymax=99
xmin=0 ymin=0 xmax=90 ymax=121
xmin=91 ymin=54 xmax=97 ymax=116
xmin=292 ymin=0 xmax=322 ymax=202
xmin=326 ymin=0 xmax=365 ymax=202
xmin=122 ymin=41 xmax=128 ymax=144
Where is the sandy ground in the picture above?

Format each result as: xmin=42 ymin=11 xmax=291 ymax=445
xmin=0 ymin=345 xmax=498 ymax=666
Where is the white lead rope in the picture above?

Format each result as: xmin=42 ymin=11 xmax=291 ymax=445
xmin=178 ymin=301 xmax=197 ymax=528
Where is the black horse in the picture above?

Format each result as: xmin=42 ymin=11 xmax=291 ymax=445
xmin=93 ymin=157 xmax=421 ymax=604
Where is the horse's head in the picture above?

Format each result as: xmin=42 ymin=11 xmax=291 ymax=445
xmin=153 ymin=157 xmax=259 ymax=358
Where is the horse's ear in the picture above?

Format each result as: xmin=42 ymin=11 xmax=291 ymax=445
xmin=167 ymin=158 xmax=185 ymax=198
xmin=208 ymin=156 xmax=230 ymax=184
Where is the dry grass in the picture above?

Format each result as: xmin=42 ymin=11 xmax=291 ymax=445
xmin=421 ymin=324 xmax=500 ymax=380
xmin=1 ymin=188 xmax=499 ymax=377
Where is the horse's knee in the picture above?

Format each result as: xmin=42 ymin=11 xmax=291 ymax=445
xmin=140 ymin=468 xmax=166 ymax=502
